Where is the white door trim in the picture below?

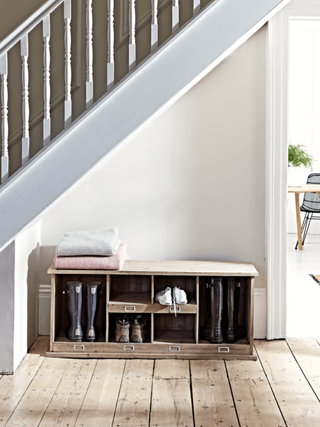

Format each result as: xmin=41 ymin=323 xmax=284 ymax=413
xmin=266 ymin=0 xmax=320 ymax=339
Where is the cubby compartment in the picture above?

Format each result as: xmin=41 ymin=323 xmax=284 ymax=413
xmin=53 ymin=273 xmax=106 ymax=343
xmin=108 ymin=313 xmax=151 ymax=343
xmin=154 ymin=314 xmax=197 ymax=343
xmin=154 ymin=276 xmax=197 ymax=306
xmin=109 ymin=275 xmax=151 ymax=304
xmin=198 ymin=276 xmax=249 ymax=345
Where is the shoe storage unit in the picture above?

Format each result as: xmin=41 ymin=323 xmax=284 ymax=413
xmin=47 ymin=260 xmax=258 ymax=360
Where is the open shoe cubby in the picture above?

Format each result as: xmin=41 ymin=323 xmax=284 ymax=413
xmin=47 ymin=260 xmax=258 ymax=360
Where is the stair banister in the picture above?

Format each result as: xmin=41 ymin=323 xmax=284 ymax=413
xmin=43 ymin=15 xmax=51 ymax=146
xmin=107 ymin=0 xmax=115 ymax=91
xmin=86 ymin=0 xmax=93 ymax=109
xmin=0 ymin=53 xmax=9 ymax=183
xmin=151 ymin=0 xmax=158 ymax=53
xmin=0 ymin=0 xmax=64 ymax=55
xmin=64 ymin=0 xmax=72 ymax=128
xmin=0 ymin=0 xmax=66 ymax=184
xmin=172 ymin=0 xmax=179 ymax=34
xmin=21 ymin=34 xmax=30 ymax=165
xmin=129 ymin=0 xmax=136 ymax=72
xmin=193 ymin=0 xmax=201 ymax=16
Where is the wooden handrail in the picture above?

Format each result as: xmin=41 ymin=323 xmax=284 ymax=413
xmin=0 ymin=0 xmax=64 ymax=56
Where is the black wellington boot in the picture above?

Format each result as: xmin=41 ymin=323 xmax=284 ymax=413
xmin=66 ymin=281 xmax=83 ymax=342
xmin=203 ymin=277 xmax=223 ymax=344
xmin=225 ymin=278 xmax=246 ymax=343
xmin=86 ymin=281 xmax=101 ymax=342
xmin=203 ymin=278 xmax=213 ymax=339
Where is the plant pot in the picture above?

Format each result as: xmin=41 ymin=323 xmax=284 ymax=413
xmin=287 ymin=166 xmax=304 ymax=187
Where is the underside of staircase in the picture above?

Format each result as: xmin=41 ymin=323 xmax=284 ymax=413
xmin=0 ymin=0 xmax=288 ymax=252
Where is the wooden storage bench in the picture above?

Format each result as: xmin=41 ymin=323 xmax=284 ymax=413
xmin=47 ymin=260 xmax=258 ymax=360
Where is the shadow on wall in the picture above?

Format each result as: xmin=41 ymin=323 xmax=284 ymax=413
xmin=40 ymin=246 xmax=57 ymax=285
xmin=27 ymin=243 xmax=40 ymax=349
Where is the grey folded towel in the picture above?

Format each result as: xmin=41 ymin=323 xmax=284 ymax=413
xmin=56 ymin=228 xmax=120 ymax=257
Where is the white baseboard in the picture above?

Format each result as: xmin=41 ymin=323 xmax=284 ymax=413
xmin=38 ymin=284 xmax=51 ymax=336
xmin=254 ymin=288 xmax=267 ymax=339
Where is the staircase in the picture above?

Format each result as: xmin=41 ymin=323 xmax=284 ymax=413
xmin=0 ymin=0 xmax=289 ymax=253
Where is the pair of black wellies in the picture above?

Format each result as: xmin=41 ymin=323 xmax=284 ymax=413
xmin=66 ymin=281 xmax=101 ymax=342
xmin=203 ymin=277 xmax=246 ymax=344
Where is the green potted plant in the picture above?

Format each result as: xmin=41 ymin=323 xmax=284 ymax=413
xmin=288 ymin=143 xmax=313 ymax=186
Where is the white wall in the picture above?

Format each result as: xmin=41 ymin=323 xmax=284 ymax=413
xmin=0 ymin=241 xmax=15 ymax=373
xmin=14 ymin=221 xmax=41 ymax=369
xmin=41 ymin=26 xmax=267 ymax=293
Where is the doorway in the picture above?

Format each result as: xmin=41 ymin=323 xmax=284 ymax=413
xmin=287 ymin=18 xmax=320 ymax=337
xmin=267 ymin=1 xmax=320 ymax=339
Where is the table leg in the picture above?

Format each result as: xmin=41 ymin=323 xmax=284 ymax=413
xmin=295 ymin=193 xmax=303 ymax=250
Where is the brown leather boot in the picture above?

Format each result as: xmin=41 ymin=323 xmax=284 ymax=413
xmin=131 ymin=315 xmax=148 ymax=343
xmin=203 ymin=277 xmax=223 ymax=344
xmin=225 ymin=278 xmax=246 ymax=343
xmin=115 ymin=315 xmax=130 ymax=343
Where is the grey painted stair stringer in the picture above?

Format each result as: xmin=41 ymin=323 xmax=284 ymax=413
xmin=0 ymin=0 xmax=287 ymax=251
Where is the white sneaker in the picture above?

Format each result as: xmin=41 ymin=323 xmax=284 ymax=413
xmin=155 ymin=287 xmax=173 ymax=305
xmin=173 ymin=287 xmax=188 ymax=304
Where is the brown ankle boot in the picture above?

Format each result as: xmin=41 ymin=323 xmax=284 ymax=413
xmin=131 ymin=315 xmax=148 ymax=343
xmin=115 ymin=315 xmax=130 ymax=343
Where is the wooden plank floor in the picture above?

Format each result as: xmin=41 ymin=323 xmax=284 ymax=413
xmin=1 ymin=337 xmax=320 ymax=426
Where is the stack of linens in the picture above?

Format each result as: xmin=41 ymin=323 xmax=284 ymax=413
xmin=53 ymin=228 xmax=127 ymax=270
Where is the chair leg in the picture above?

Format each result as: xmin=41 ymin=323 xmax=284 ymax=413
xmin=302 ymin=213 xmax=313 ymax=246
xmin=295 ymin=213 xmax=308 ymax=250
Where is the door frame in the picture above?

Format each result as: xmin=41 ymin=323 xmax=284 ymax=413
xmin=266 ymin=0 xmax=320 ymax=339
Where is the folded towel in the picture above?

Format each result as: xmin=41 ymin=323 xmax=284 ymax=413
xmin=54 ymin=243 xmax=128 ymax=270
xmin=56 ymin=228 xmax=119 ymax=257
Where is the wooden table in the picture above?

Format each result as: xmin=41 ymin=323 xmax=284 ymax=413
xmin=288 ymin=185 xmax=320 ymax=250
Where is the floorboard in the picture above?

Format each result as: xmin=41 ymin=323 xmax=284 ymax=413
xmin=0 ymin=353 xmax=44 ymax=427
xmin=256 ymin=339 xmax=320 ymax=426
xmin=28 ymin=336 xmax=50 ymax=355
xmin=154 ymin=359 xmax=189 ymax=379
xmin=1 ymin=337 xmax=320 ymax=426
xmin=191 ymin=360 xmax=238 ymax=427
xmin=226 ymin=358 xmax=284 ymax=427
xmin=150 ymin=378 xmax=194 ymax=427
xmin=113 ymin=360 xmax=154 ymax=427
xmin=6 ymin=358 xmax=72 ymax=427
xmin=38 ymin=359 xmax=96 ymax=427
xmin=287 ymin=338 xmax=320 ymax=400
xmin=75 ymin=359 xmax=126 ymax=427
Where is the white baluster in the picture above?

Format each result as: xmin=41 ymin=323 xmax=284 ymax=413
xmin=21 ymin=34 xmax=29 ymax=165
xmin=107 ymin=0 xmax=114 ymax=91
xmin=128 ymin=0 xmax=136 ymax=72
xmin=64 ymin=0 xmax=72 ymax=128
xmin=151 ymin=0 xmax=158 ymax=53
xmin=193 ymin=0 xmax=200 ymax=16
xmin=172 ymin=0 xmax=179 ymax=33
xmin=43 ymin=15 xmax=51 ymax=146
xmin=0 ymin=53 xmax=9 ymax=183
xmin=86 ymin=0 xmax=93 ymax=108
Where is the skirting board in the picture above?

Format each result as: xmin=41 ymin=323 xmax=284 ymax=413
xmin=38 ymin=284 xmax=51 ymax=336
xmin=38 ymin=285 xmax=267 ymax=339
xmin=253 ymin=288 xmax=267 ymax=339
